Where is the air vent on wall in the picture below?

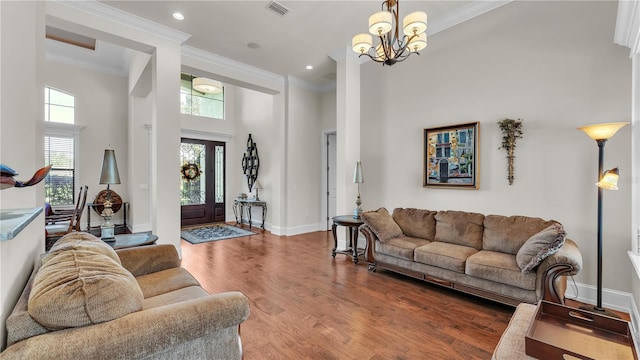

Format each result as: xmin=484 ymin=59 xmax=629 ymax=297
xmin=266 ymin=1 xmax=289 ymax=16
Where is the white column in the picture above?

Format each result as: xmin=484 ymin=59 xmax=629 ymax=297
xmin=150 ymin=44 xmax=182 ymax=252
xmin=332 ymin=47 xmax=362 ymax=219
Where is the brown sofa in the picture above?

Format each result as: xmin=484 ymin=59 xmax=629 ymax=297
xmin=360 ymin=208 xmax=583 ymax=306
xmin=1 ymin=232 xmax=250 ymax=359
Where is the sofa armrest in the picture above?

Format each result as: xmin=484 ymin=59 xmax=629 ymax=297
xmin=116 ymin=244 xmax=181 ymax=277
xmin=535 ymin=238 xmax=582 ymax=304
xmin=359 ymin=224 xmax=378 ymax=264
xmin=1 ymin=291 xmax=250 ymax=360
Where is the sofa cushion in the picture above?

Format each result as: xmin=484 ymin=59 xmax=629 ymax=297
xmin=43 ymin=232 xmax=121 ymax=265
xmin=362 ymin=207 xmax=404 ymax=242
xmin=434 ymin=211 xmax=485 ymax=250
xmin=376 ymin=237 xmax=431 ymax=261
xmin=392 ymin=208 xmax=438 ymax=240
xmin=28 ymin=248 xmax=144 ymax=330
xmin=136 ymin=267 xmax=201 ymax=298
xmin=414 ymin=242 xmax=478 ymax=273
xmin=516 ymin=224 xmax=566 ymax=273
xmin=483 ymin=215 xmax=558 ymax=255
xmin=143 ymin=285 xmax=210 ymax=310
xmin=466 ymin=251 xmax=536 ymax=290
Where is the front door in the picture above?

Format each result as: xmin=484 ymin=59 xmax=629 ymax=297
xmin=180 ymin=139 xmax=226 ymax=226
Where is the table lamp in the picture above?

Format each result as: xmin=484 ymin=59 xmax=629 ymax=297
xmin=253 ymin=179 xmax=263 ymax=201
xmin=353 ymin=161 xmax=364 ymax=219
xmin=99 ymin=148 xmax=121 ymax=240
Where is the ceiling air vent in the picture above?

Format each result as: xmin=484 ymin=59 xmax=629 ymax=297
xmin=266 ymin=1 xmax=289 ymax=16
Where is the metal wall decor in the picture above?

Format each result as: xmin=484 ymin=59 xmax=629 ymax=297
xmin=242 ymin=134 xmax=260 ymax=191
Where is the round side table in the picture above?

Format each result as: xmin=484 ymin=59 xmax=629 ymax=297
xmin=331 ymin=215 xmax=364 ymax=264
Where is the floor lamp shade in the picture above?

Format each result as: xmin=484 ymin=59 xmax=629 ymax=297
xmin=577 ymin=121 xmax=628 ymax=318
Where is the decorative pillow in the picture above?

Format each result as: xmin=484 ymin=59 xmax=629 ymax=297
xmin=28 ymin=248 xmax=143 ymax=330
xmin=516 ymin=223 xmax=566 ymax=273
xmin=361 ymin=207 xmax=403 ymax=242
xmin=43 ymin=232 xmax=121 ymax=266
xmin=392 ymin=208 xmax=437 ymax=240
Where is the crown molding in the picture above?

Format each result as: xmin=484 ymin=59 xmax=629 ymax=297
xmin=614 ymin=0 xmax=640 ymax=57
xmin=45 ymin=39 xmax=128 ymax=77
xmin=182 ymin=45 xmax=285 ymax=86
xmin=52 ymin=0 xmax=191 ymax=44
xmin=428 ymin=0 xmax=513 ymax=36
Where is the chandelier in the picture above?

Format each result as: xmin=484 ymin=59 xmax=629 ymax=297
xmin=352 ymin=0 xmax=427 ymax=66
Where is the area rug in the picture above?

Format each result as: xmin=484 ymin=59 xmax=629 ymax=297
xmin=180 ymin=224 xmax=257 ymax=244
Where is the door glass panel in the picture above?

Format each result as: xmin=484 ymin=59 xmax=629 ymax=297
xmin=215 ymin=145 xmax=224 ymax=203
xmin=180 ymin=142 xmax=206 ymax=206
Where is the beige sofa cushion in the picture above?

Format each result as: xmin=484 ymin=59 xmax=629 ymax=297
xmin=136 ymin=267 xmax=201 ymax=298
xmin=516 ymin=224 xmax=566 ymax=273
xmin=376 ymin=237 xmax=430 ymax=260
xmin=42 ymin=232 xmax=121 ymax=265
xmin=362 ymin=207 xmax=403 ymax=242
xmin=434 ymin=211 xmax=485 ymax=250
xmin=392 ymin=208 xmax=437 ymax=240
xmin=414 ymin=242 xmax=478 ymax=273
xmin=483 ymin=215 xmax=558 ymax=255
xmin=28 ymin=248 xmax=144 ymax=330
xmin=466 ymin=251 xmax=536 ymax=290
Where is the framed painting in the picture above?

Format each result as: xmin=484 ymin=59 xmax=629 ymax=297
xmin=423 ymin=122 xmax=479 ymax=189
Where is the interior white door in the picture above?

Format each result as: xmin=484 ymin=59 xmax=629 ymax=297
xmin=327 ymin=133 xmax=337 ymax=229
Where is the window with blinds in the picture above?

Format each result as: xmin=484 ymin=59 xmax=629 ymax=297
xmin=44 ymin=136 xmax=75 ymax=206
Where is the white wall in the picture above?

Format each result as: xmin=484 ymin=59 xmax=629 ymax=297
xmin=361 ymin=1 xmax=632 ymax=294
xmin=0 ymin=1 xmax=45 ymax=350
xmin=234 ymin=87 xmax=275 ymax=227
xmin=45 ymin=60 xmax=129 ymax=229
xmin=285 ymin=82 xmax=322 ymax=234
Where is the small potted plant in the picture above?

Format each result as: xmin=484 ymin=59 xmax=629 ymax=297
xmin=498 ymin=118 xmax=524 ymax=185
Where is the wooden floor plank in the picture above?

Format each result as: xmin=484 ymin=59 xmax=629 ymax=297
xmin=179 ymin=226 xmax=626 ymax=359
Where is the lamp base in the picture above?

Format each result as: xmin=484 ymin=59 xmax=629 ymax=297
xmin=579 ymin=305 xmax=620 ymax=319
xmin=101 ymin=218 xmax=115 ymax=241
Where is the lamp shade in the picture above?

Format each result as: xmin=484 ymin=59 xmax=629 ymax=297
xmin=253 ymin=179 xmax=263 ymax=190
xmin=193 ymin=77 xmax=223 ymax=94
xmin=596 ymin=167 xmax=619 ymax=190
xmin=578 ymin=122 xmax=629 ymax=141
xmin=407 ymin=33 xmax=427 ymax=52
xmin=353 ymin=161 xmax=364 ymax=183
xmin=352 ymin=33 xmax=373 ymax=54
xmin=403 ymin=11 xmax=427 ymax=36
xmin=99 ymin=149 xmax=121 ymax=185
xmin=369 ymin=11 xmax=393 ymax=35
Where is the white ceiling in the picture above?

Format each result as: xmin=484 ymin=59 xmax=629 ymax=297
xmin=47 ymin=1 xmax=488 ymax=89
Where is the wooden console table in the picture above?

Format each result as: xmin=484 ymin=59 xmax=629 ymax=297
xmin=233 ymin=199 xmax=267 ymax=229
xmin=331 ymin=215 xmax=364 ymax=264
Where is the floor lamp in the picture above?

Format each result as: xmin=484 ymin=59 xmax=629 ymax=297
xmin=577 ymin=122 xmax=629 ymax=318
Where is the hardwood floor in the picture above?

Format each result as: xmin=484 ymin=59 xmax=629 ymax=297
xmin=179 ymin=227 xmax=629 ymax=359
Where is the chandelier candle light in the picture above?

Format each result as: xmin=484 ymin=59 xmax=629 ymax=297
xmin=577 ymin=121 xmax=629 ymax=318
xmin=99 ymin=148 xmax=121 ymax=241
xmin=352 ymin=0 xmax=427 ymax=66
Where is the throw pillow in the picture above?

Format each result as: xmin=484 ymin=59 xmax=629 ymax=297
xmin=42 ymin=232 xmax=121 ymax=266
xmin=361 ymin=207 xmax=403 ymax=242
xmin=28 ymin=248 xmax=143 ymax=330
xmin=516 ymin=223 xmax=566 ymax=273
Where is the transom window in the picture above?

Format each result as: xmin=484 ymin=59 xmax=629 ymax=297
xmin=180 ymin=73 xmax=224 ymax=119
xmin=45 ymin=87 xmax=75 ymax=124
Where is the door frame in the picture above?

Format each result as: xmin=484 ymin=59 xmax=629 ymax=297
xmin=321 ymin=129 xmax=337 ymax=230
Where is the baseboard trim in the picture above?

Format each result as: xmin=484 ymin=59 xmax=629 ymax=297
xmin=564 ymin=281 xmax=632 ymax=312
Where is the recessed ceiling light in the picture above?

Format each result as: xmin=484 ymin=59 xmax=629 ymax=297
xmin=172 ymin=12 xmax=184 ymax=20
xmin=305 ymin=65 xmax=313 ymax=70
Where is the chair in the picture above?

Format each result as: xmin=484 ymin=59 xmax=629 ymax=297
xmin=45 ymin=185 xmax=88 ymax=237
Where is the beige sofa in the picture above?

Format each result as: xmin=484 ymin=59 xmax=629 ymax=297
xmin=1 ymin=232 xmax=250 ymax=359
xmin=360 ymin=208 xmax=583 ymax=306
